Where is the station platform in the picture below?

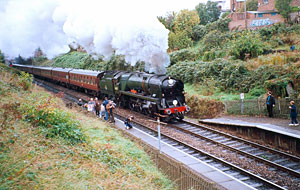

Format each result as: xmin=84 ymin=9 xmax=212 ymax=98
xmin=198 ymin=115 xmax=300 ymax=140
xmin=113 ymin=117 xmax=256 ymax=190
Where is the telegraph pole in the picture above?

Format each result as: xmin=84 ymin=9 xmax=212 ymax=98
xmin=244 ymin=0 xmax=247 ymax=30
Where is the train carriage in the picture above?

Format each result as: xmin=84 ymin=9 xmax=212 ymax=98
xmin=51 ymin=68 xmax=72 ymax=84
xmin=12 ymin=64 xmax=33 ymax=74
xmin=69 ymin=69 xmax=104 ymax=95
xmin=39 ymin=67 xmax=53 ymax=80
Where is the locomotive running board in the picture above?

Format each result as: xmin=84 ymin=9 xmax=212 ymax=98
xmin=119 ymin=90 xmax=159 ymax=102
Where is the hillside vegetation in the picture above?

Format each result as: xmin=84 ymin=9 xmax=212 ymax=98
xmin=0 ymin=63 xmax=174 ymax=189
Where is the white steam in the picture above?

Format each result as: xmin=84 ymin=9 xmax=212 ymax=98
xmin=0 ymin=0 xmax=170 ymax=74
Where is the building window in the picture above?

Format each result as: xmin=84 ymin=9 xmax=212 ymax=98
xmin=271 ymin=12 xmax=277 ymax=16
xmin=258 ymin=13 xmax=263 ymax=17
xmin=263 ymin=0 xmax=268 ymax=4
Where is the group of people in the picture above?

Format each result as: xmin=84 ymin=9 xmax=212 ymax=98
xmin=78 ymin=97 xmax=116 ymax=123
xmin=77 ymin=97 xmax=135 ymax=129
xmin=266 ymin=91 xmax=298 ymax=126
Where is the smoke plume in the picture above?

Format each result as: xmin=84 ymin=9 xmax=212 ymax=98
xmin=0 ymin=0 xmax=170 ymax=74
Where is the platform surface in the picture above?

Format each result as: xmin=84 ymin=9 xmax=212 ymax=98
xmin=198 ymin=116 xmax=300 ymax=139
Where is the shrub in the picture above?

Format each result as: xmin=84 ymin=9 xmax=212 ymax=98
xmin=186 ymin=94 xmax=224 ymax=119
xmin=230 ymin=32 xmax=265 ymax=60
xmin=20 ymin=93 xmax=85 ymax=144
xmin=169 ymin=48 xmax=200 ymax=65
xmin=18 ymin=71 xmax=33 ymax=91
xmin=192 ymin=25 xmax=207 ymax=41
xmin=168 ymin=31 xmax=193 ymax=50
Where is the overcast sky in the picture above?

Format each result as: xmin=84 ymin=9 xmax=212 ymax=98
xmin=151 ymin=0 xmax=208 ymax=15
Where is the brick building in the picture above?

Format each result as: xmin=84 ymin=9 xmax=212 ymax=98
xmin=229 ymin=0 xmax=300 ymax=30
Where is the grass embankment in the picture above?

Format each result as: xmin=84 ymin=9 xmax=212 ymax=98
xmin=0 ymin=64 xmax=174 ymax=190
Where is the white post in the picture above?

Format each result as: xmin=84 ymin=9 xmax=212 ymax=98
xmin=157 ymin=117 xmax=161 ymax=153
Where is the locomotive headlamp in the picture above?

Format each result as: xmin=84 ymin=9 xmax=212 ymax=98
xmin=173 ymin=100 xmax=178 ymax=106
xmin=167 ymin=78 xmax=175 ymax=86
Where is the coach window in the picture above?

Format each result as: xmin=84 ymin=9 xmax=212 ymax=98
xmin=81 ymin=76 xmax=83 ymax=82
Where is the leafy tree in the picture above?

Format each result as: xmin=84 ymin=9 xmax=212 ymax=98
xmin=157 ymin=12 xmax=177 ymax=32
xmin=168 ymin=31 xmax=193 ymax=50
xmin=168 ymin=10 xmax=199 ymax=50
xmin=230 ymin=32 xmax=265 ymax=60
xmin=173 ymin=9 xmax=200 ymax=37
xmin=195 ymin=1 xmax=220 ymax=25
xmin=247 ymin=0 xmax=258 ymax=11
xmin=275 ymin=0 xmax=293 ymax=22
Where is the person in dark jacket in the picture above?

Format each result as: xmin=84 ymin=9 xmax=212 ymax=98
xmin=95 ymin=97 xmax=101 ymax=117
xmin=124 ymin=116 xmax=134 ymax=129
xmin=266 ymin=91 xmax=275 ymax=117
xmin=289 ymin=101 xmax=299 ymax=126
xmin=102 ymin=97 xmax=109 ymax=120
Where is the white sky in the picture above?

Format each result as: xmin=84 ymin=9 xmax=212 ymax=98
xmin=132 ymin=0 xmax=208 ymax=16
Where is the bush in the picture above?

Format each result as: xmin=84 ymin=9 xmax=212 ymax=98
xmin=192 ymin=25 xmax=207 ymax=41
xmin=18 ymin=71 xmax=33 ymax=91
xmin=230 ymin=32 xmax=265 ymax=60
xmin=186 ymin=94 xmax=224 ymax=119
xmin=169 ymin=48 xmax=200 ymax=65
xmin=248 ymin=87 xmax=265 ymax=97
xmin=168 ymin=31 xmax=194 ymax=50
xmin=20 ymin=93 xmax=85 ymax=144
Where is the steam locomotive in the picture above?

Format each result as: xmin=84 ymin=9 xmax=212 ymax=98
xmin=12 ymin=64 xmax=190 ymax=121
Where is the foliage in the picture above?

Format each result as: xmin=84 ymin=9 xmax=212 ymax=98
xmin=53 ymin=51 xmax=92 ymax=69
xmin=221 ymin=12 xmax=230 ymax=19
xmin=192 ymin=17 xmax=231 ymax=41
xmin=169 ymin=48 xmax=200 ymax=65
xmin=186 ymin=94 xmax=224 ymax=119
xmin=168 ymin=31 xmax=193 ymax=50
xmin=230 ymin=31 xmax=265 ymax=60
xmin=19 ymin=92 xmax=86 ymax=144
xmin=275 ymin=0 xmax=293 ymax=22
xmin=195 ymin=1 xmax=221 ymax=25
xmin=15 ymin=56 xmax=32 ymax=65
xmin=157 ymin=11 xmax=177 ymax=32
xmin=247 ymin=0 xmax=258 ymax=11
xmin=18 ymin=71 xmax=33 ymax=91
xmin=173 ymin=9 xmax=200 ymax=37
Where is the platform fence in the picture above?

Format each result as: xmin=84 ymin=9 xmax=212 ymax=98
xmin=224 ymin=98 xmax=300 ymax=118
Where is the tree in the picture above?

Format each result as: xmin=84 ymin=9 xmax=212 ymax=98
xmin=173 ymin=9 xmax=200 ymax=37
xmin=168 ymin=10 xmax=200 ymax=50
xmin=275 ymin=0 xmax=293 ymax=22
xmin=247 ymin=0 xmax=258 ymax=11
xmin=157 ymin=12 xmax=177 ymax=32
xmin=195 ymin=1 xmax=220 ymax=25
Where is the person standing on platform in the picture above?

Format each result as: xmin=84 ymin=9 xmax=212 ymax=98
xmin=106 ymin=100 xmax=115 ymax=123
xmin=266 ymin=91 xmax=275 ymax=117
xmin=289 ymin=101 xmax=299 ymax=126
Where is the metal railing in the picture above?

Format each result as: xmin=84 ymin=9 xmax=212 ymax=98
xmin=224 ymin=98 xmax=300 ymax=118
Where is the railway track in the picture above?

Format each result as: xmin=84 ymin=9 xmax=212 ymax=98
xmin=34 ymin=78 xmax=299 ymax=189
xmin=115 ymin=115 xmax=285 ymax=190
